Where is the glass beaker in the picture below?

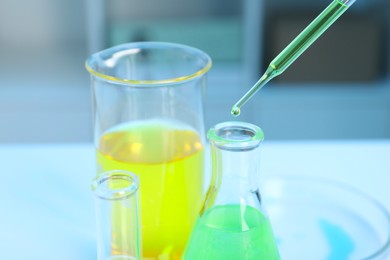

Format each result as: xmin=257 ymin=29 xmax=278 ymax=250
xmin=86 ymin=42 xmax=212 ymax=260
xmin=183 ymin=121 xmax=280 ymax=260
xmin=92 ymin=170 xmax=142 ymax=260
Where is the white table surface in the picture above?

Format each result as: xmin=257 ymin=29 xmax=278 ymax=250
xmin=0 ymin=140 xmax=389 ymax=259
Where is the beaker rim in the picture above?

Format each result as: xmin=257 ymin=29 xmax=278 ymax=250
xmin=85 ymin=41 xmax=212 ymax=86
xmin=207 ymin=121 xmax=264 ymax=151
xmin=92 ymin=170 xmax=139 ymax=201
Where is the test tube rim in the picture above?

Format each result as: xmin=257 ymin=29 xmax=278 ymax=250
xmin=92 ymin=170 xmax=139 ymax=201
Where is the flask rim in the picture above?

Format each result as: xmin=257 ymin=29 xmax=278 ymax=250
xmin=207 ymin=121 xmax=264 ymax=151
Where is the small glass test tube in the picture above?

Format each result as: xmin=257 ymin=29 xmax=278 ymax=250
xmin=92 ymin=170 xmax=142 ymax=260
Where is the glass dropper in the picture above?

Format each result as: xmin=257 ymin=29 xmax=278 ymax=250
xmin=231 ymin=0 xmax=357 ymax=116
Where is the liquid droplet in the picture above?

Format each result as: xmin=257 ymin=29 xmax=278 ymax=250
xmin=231 ymin=106 xmax=240 ymax=117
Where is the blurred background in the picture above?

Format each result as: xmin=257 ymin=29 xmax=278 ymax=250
xmin=0 ymin=0 xmax=389 ymax=143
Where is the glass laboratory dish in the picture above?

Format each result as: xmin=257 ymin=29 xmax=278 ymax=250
xmin=86 ymin=42 xmax=211 ymax=260
xmin=184 ymin=121 xmax=280 ymax=260
xmin=92 ymin=170 xmax=142 ymax=260
xmin=261 ymin=175 xmax=390 ymax=260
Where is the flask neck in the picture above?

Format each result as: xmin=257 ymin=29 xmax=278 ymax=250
xmin=201 ymin=122 xmax=264 ymax=215
xmin=210 ymin=140 xmax=261 ymax=190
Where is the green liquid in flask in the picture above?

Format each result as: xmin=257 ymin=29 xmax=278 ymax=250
xmin=183 ymin=205 xmax=280 ymax=260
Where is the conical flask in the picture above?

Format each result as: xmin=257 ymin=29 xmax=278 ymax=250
xmin=183 ymin=121 xmax=280 ymax=260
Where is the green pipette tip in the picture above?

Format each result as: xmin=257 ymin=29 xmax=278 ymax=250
xmin=231 ymin=106 xmax=240 ymax=117
xmin=231 ymin=0 xmax=356 ymax=116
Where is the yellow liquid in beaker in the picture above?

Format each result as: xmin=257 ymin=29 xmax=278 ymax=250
xmin=97 ymin=120 xmax=204 ymax=260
